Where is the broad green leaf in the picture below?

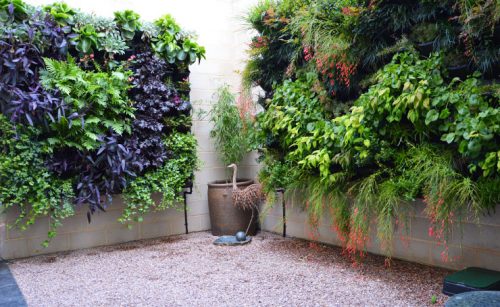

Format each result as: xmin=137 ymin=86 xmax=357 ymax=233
xmin=425 ymin=109 xmax=439 ymax=125
xmin=442 ymin=133 xmax=455 ymax=144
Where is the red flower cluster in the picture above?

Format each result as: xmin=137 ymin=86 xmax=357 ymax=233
xmin=342 ymin=7 xmax=352 ymax=15
xmin=305 ymin=202 xmax=322 ymax=251
xmin=341 ymin=6 xmax=361 ymax=16
xmin=316 ymin=53 xmax=357 ymax=96
xmin=236 ymin=88 xmax=256 ymax=126
xmin=461 ymin=32 xmax=474 ymax=58
xmin=329 ymin=207 xmax=349 ymax=247
xmin=79 ymin=53 xmax=94 ymax=62
xmin=250 ymin=36 xmax=268 ymax=49
xmin=423 ymin=195 xmax=460 ymax=263
xmin=345 ymin=207 xmax=369 ymax=264
xmin=303 ymin=46 xmax=313 ymax=61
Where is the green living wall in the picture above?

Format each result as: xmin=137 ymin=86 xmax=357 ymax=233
xmin=246 ymin=0 xmax=499 ymax=261
xmin=0 ymin=0 xmax=204 ymax=245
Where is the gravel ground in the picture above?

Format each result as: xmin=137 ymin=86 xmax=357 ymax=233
xmin=10 ymin=231 xmax=450 ymax=307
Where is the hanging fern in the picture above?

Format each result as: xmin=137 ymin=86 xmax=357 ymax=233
xmin=39 ymin=57 xmax=134 ymax=150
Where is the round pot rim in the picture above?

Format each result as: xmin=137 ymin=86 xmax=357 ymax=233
xmin=417 ymin=41 xmax=434 ymax=47
xmin=208 ymin=179 xmax=253 ymax=187
xmin=447 ymin=64 xmax=469 ymax=70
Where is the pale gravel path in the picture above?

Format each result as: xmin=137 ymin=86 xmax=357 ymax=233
xmin=9 ymin=231 xmax=449 ymax=307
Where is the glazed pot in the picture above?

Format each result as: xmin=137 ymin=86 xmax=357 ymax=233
xmin=447 ymin=64 xmax=470 ymax=80
xmin=416 ymin=41 xmax=434 ymax=57
xmin=484 ymin=63 xmax=500 ymax=79
xmin=207 ymin=179 xmax=258 ymax=236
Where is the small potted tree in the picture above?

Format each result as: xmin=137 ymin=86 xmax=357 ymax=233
xmin=207 ymin=85 xmax=258 ymax=236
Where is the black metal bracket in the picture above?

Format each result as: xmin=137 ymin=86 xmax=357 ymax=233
xmin=276 ymin=188 xmax=286 ymax=237
xmin=182 ymin=185 xmax=193 ymax=235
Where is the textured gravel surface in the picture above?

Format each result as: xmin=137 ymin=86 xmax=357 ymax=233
xmin=10 ymin=231 xmax=450 ymax=306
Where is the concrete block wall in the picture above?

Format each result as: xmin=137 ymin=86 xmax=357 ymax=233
xmin=1 ymin=195 xmax=212 ymax=259
xmin=0 ymin=0 xmax=261 ymax=259
xmin=262 ymin=194 xmax=500 ymax=271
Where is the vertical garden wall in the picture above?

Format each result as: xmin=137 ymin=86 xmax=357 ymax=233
xmin=0 ymin=0 xmax=206 ymax=255
xmin=246 ymin=0 xmax=500 ymax=268
xmin=0 ymin=0 xmax=259 ymax=259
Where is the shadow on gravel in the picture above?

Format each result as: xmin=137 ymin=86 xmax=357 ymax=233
xmin=0 ymin=262 xmax=27 ymax=307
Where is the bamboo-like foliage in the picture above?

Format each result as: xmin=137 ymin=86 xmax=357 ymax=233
xmin=209 ymin=86 xmax=252 ymax=170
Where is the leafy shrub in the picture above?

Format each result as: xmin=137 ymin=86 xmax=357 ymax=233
xmin=247 ymin=0 xmax=500 ymax=265
xmin=152 ymin=14 xmax=205 ymax=65
xmin=122 ymin=132 xmax=198 ymax=223
xmin=43 ymin=2 xmax=76 ymax=27
xmin=0 ymin=115 xmax=74 ymax=246
xmin=71 ymin=24 xmax=101 ymax=54
xmin=114 ymin=10 xmax=141 ymax=41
